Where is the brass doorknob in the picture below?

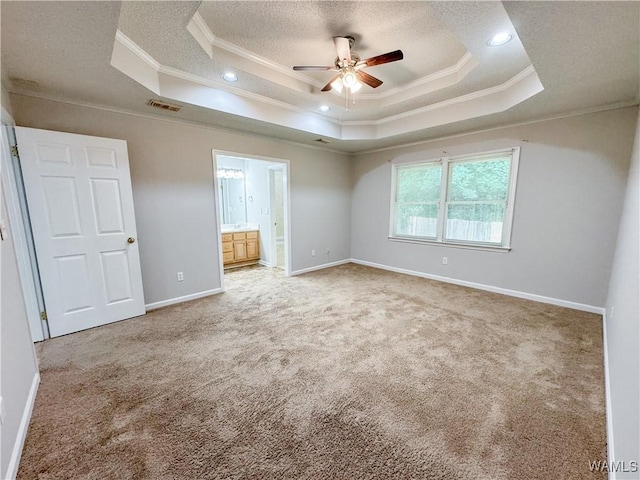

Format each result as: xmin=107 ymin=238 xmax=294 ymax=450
xmin=127 ymin=237 xmax=135 ymax=244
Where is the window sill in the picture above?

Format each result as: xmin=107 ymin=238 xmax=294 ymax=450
xmin=388 ymin=236 xmax=511 ymax=253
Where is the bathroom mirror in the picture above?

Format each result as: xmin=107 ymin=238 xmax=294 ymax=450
xmin=218 ymin=168 xmax=247 ymax=225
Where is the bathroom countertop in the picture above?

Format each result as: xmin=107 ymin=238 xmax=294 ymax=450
xmin=221 ymin=226 xmax=259 ymax=234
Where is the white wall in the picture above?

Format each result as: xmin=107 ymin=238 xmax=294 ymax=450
xmin=11 ymin=94 xmax=352 ymax=304
xmin=351 ymin=107 xmax=638 ymax=309
xmin=0 ymin=195 xmax=39 ymax=480
xmin=1 ymin=88 xmax=40 ymax=479
xmin=604 ymin=109 xmax=640 ymax=478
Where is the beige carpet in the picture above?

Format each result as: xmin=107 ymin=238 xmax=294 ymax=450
xmin=18 ymin=264 xmax=607 ymax=479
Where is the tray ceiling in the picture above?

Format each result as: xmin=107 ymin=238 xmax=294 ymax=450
xmin=110 ymin=1 xmax=543 ymax=141
xmin=2 ymin=1 xmax=638 ymax=153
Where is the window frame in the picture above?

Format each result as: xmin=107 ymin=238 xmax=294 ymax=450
xmin=389 ymin=147 xmax=520 ymax=250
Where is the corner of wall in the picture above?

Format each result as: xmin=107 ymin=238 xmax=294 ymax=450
xmin=4 ymin=372 xmax=40 ymax=480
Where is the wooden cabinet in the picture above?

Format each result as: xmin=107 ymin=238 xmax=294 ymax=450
xmin=222 ymin=230 xmax=260 ymax=268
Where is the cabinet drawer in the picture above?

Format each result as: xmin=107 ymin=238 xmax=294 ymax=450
xmin=221 ymin=234 xmax=233 ymax=242
xmin=246 ymin=231 xmax=258 ymax=239
xmin=232 ymin=233 xmax=246 ymax=240
xmin=222 ymin=251 xmax=234 ymax=263
xmin=222 ymin=242 xmax=233 ymax=253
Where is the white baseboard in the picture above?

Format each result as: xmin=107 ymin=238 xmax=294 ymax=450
xmin=258 ymin=260 xmax=272 ymax=268
xmin=602 ymin=312 xmax=616 ymax=478
xmin=6 ymin=372 xmax=40 ymax=480
xmin=290 ymin=259 xmax=351 ymax=276
xmin=145 ymin=288 xmax=223 ymax=311
xmin=350 ymin=258 xmax=605 ymax=314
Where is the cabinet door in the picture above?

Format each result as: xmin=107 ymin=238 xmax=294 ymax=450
xmin=234 ymin=241 xmax=247 ymax=260
xmin=223 ymin=252 xmax=235 ymax=264
xmin=246 ymin=239 xmax=259 ymax=259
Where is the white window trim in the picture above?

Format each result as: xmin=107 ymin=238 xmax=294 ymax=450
xmin=389 ymin=147 xmax=520 ymax=249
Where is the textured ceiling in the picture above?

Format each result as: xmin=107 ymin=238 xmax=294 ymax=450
xmin=197 ymin=1 xmax=468 ymax=90
xmin=1 ymin=1 xmax=639 ymax=154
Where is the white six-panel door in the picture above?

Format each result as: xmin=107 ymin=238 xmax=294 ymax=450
xmin=15 ymin=127 xmax=145 ymax=337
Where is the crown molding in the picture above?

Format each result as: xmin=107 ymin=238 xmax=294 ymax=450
xmin=158 ymin=64 xmax=341 ymax=126
xmin=187 ymin=11 xmax=478 ymax=109
xmin=188 ymin=12 xmax=324 ymax=89
xmin=341 ymin=65 xmax=541 ymax=132
xmin=354 ymin=100 xmax=639 ymax=156
xmin=111 ymin=30 xmax=340 ymax=135
xmin=111 ymin=29 xmax=544 ymax=141
xmin=8 ymin=91 xmax=349 ymax=155
xmin=115 ymin=30 xmax=160 ymax=70
xmin=357 ymin=52 xmax=478 ymax=103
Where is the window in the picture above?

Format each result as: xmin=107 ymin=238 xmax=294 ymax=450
xmin=390 ymin=148 xmax=519 ymax=249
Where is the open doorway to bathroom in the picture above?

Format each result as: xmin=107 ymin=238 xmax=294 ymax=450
xmin=213 ymin=151 xmax=290 ymax=289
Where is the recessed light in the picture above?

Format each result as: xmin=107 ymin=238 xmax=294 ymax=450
xmin=487 ymin=32 xmax=513 ymax=47
xmin=222 ymin=72 xmax=238 ymax=82
xmin=320 ymin=105 xmax=331 ymax=112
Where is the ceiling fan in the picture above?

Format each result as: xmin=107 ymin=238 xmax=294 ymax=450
xmin=293 ymin=36 xmax=404 ymax=93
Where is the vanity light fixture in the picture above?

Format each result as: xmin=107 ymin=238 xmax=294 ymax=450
xmin=222 ymin=72 xmax=238 ymax=82
xmin=487 ymin=32 xmax=513 ymax=47
xmin=217 ymin=168 xmax=244 ymax=179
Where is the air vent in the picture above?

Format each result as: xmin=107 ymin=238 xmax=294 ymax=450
xmin=10 ymin=77 xmax=40 ymax=91
xmin=315 ymin=138 xmax=332 ymax=144
xmin=146 ymin=99 xmax=182 ymax=112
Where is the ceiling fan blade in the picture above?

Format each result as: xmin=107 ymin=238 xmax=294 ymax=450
xmin=293 ymin=66 xmax=335 ymax=71
xmin=356 ymin=70 xmax=383 ymax=88
xmin=333 ymin=36 xmax=351 ymax=64
xmin=358 ymin=49 xmax=404 ymax=68
xmin=321 ymin=74 xmax=341 ymax=92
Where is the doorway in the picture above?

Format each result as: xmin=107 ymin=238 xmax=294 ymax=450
xmin=212 ymin=151 xmax=290 ymax=290
xmin=269 ymin=166 xmax=285 ymax=270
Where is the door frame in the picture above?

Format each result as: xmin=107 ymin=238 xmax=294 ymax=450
xmin=1 ymin=107 xmax=48 ymax=341
xmin=212 ymin=150 xmax=292 ymax=292
xmin=268 ymin=164 xmax=285 ymax=270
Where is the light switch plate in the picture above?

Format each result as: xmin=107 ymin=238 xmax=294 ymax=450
xmin=0 ymin=396 xmax=5 ymax=425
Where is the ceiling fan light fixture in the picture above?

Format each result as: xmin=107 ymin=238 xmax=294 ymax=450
xmin=342 ymin=71 xmax=357 ymax=88
xmin=331 ymin=77 xmax=344 ymax=93
xmin=349 ymin=81 xmax=362 ymax=93
xmin=487 ymin=32 xmax=513 ymax=47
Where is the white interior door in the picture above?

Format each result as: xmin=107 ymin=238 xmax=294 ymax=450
xmin=15 ymin=127 xmax=145 ymax=337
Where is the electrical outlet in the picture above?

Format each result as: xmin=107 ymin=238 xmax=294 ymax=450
xmin=177 ymin=272 xmax=184 ymax=282
xmin=442 ymin=257 xmax=448 ymax=265
xmin=311 ymin=250 xmax=316 ymax=257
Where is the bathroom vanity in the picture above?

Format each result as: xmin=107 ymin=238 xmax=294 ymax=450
xmin=222 ymin=228 xmax=260 ymax=268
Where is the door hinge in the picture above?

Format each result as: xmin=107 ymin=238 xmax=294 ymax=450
xmin=40 ymin=311 xmax=48 ymax=321
xmin=10 ymin=145 xmax=19 ymax=157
